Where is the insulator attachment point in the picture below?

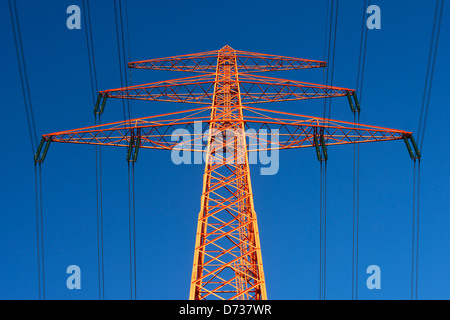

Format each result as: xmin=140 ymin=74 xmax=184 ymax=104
xmin=314 ymin=134 xmax=328 ymax=162
xmin=403 ymin=134 xmax=421 ymax=160
xmin=127 ymin=134 xmax=141 ymax=163
xmin=34 ymin=137 xmax=52 ymax=164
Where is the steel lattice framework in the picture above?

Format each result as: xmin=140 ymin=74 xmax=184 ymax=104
xmin=35 ymin=45 xmax=421 ymax=300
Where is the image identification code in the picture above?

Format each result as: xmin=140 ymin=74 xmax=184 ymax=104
xmin=179 ymin=304 xmax=272 ymax=317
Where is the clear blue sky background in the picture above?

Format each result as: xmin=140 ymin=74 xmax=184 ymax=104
xmin=1 ymin=0 xmax=449 ymax=300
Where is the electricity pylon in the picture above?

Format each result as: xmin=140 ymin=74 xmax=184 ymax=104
xmin=35 ymin=45 xmax=421 ymax=300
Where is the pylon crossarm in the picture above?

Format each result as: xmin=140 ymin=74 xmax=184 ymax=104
xmin=127 ymin=45 xmax=326 ymax=73
xmin=223 ymin=106 xmax=409 ymax=151
xmin=41 ymin=121 xmax=208 ymax=152
xmin=243 ymin=121 xmax=409 ymax=152
xmin=100 ymin=73 xmax=217 ymax=105
xmin=234 ymin=49 xmax=326 ymax=72
xmin=99 ymin=74 xmax=354 ymax=106
xmin=238 ymin=73 xmax=354 ymax=104
xmin=38 ymin=108 xmax=413 ymax=161
xmin=129 ymin=50 xmax=220 ymax=73
xmin=239 ymin=106 xmax=408 ymax=151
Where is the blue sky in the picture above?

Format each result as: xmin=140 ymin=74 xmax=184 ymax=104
xmin=1 ymin=0 xmax=449 ymax=300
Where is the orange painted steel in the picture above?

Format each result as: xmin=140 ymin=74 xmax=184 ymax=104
xmin=188 ymin=46 xmax=267 ymax=300
xmin=128 ymin=48 xmax=326 ymax=73
xmin=100 ymin=72 xmax=354 ymax=105
xmin=42 ymin=106 xmax=410 ymax=152
xmin=38 ymin=45 xmax=414 ymax=300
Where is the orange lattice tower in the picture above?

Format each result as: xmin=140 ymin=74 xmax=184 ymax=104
xmin=35 ymin=45 xmax=421 ymax=300
xmin=189 ymin=45 xmax=267 ymax=300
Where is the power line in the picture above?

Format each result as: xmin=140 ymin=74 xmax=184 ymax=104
xmin=319 ymin=0 xmax=338 ymax=300
xmin=9 ymin=0 xmax=38 ymax=154
xmin=128 ymin=162 xmax=137 ymax=299
xmin=33 ymin=166 xmax=42 ymax=299
xmin=319 ymin=160 xmax=323 ymax=300
xmin=352 ymin=110 xmax=361 ymax=301
xmin=94 ymin=134 xmax=105 ymax=300
xmin=322 ymin=0 xmax=331 ymax=89
xmin=352 ymin=0 xmax=370 ymax=300
xmin=417 ymin=0 xmax=445 ymax=152
xmin=114 ymin=0 xmax=137 ymax=300
xmin=411 ymin=159 xmax=421 ymax=299
xmin=355 ymin=0 xmax=370 ymax=101
xmin=327 ymin=0 xmax=339 ymax=122
xmin=37 ymin=165 xmax=45 ymax=299
xmin=319 ymin=161 xmax=328 ymax=300
xmin=34 ymin=164 xmax=45 ymax=299
xmin=415 ymin=162 xmax=421 ymax=300
xmin=319 ymin=0 xmax=329 ymax=300
xmin=121 ymin=2 xmax=137 ymax=299
xmin=114 ymin=0 xmax=132 ymax=123
xmin=124 ymin=0 xmax=133 ymax=81
xmin=82 ymin=0 xmax=105 ymax=299
xmin=411 ymin=0 xmax=444 ymax=300
xmin=132 ymin=163 xmax=137 ymax=300
xmin=83 ymin=0 xmax=98 ymax=100
xmin=9 ymin=0 xmax=46 ymax=299
xmin=322 ymin=0 xmax=339 ymax=122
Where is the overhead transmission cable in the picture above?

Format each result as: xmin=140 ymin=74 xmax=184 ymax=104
xmin=319 ymin=0 xmax=338 ymax=300
xmin=352 ymin=0 xmax=370 ymax=300
xmin=82 ymin=0 xmax=105 ymax=300
xmin=417 ymin=0 xmax=444 ymax=152
xmin=412 ymin=0 xmax=444 ymax=300
xmin=319 ymin=0 xmax=330 ymax=300
xmin=411 ymin=159 xmax=421 ymax=300
xmin=9 ymin=0 xmax=46 ymax=300
xmin=114 ymin=0 xmax=137 ymax=300
xmin=8 ymin=0 xmax=38 ymax=154
xmin=124 ymin=0 xmax=137 ymax=300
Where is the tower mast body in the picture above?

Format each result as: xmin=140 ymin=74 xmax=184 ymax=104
xmin=190 ymin=46 xmax=266 ymax=300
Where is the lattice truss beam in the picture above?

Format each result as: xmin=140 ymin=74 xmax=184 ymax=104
xmin=37 ymin=106 xmax=411 ymax=155
xmin=98 ymin=73 xmax=356 ymax=105
xmin=128 ymin=49 xmax=326 ymax=73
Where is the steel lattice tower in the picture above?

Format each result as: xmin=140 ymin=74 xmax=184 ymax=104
xmin=190 ymin=46 xmax=267 ymax=300
xmin=35 ymin=45 xmax=421 ymax=300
